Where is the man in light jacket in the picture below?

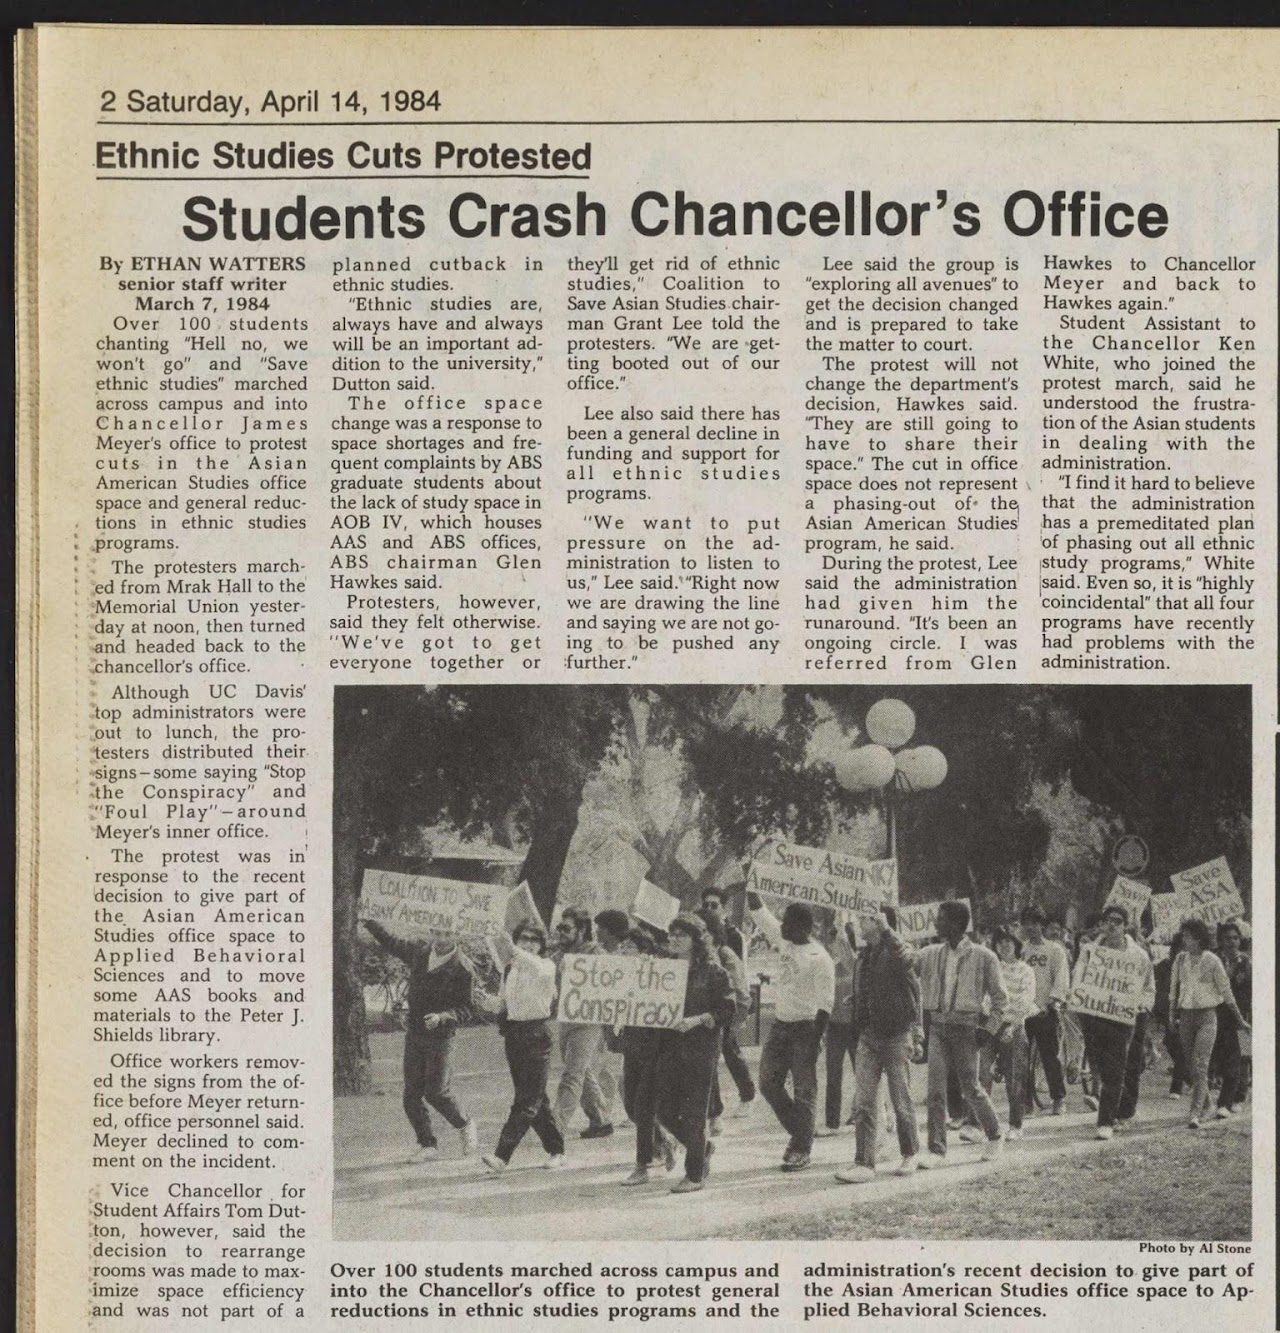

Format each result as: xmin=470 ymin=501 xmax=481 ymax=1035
xmin=747 ymin=891 xmax=835 ymax=1172
xmin=916 ymin=900 xmax=1009 ymax=1163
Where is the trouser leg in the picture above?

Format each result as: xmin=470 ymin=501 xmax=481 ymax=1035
xmin=759 ymin=1022 xmax=799 ymax=1142
xmin=555 ymin=1023 xmax=596 ymax=1129
xmin=1085 ymin=1016 xmax=1129 ymax=1128
xmin=926 ymin=1024 xmax=951 ymax=1156
xmin=788 ymin=1021 xmax=819 ymax=1154
xmin=721 ymin=1023 xmax=756 ymax=1101
xmin=825 ymin=1022 xmax=854 ymax=1129
xmin=1026 ymin=1008 xmax=1066 ymax=1102
xmin=952 ymin=1025 xmax=1001 ymax=1140
xmin=852 ymin=1035 xmax=885 ymax=1168
xmin=419 ymin=1029 xmax=469 ymax=1129
xmin=1215 ymin=1023 xmax=1243 ymax=1109
xmin=881 ymin=1035 xmax=920 ymax=1158
xmin=1117 ymin=1012 xmax=1148 ymax=1121
xmin=496 ymin=1022 xmax=558 ymax=1161
xmin=401 ymin=1030 xmax=436 ymax=1147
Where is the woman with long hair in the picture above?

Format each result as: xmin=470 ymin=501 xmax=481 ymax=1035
xmin=656 ymin=913 xmax=738 ymax=1194
xmin=1170 ymin=917 xmax=1250 ymax=1129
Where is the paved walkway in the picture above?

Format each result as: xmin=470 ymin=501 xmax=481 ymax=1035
xmin=333 ymin=1026 xmax=1243 ymax=1241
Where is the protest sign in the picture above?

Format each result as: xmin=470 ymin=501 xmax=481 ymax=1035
xmin=1170 ymin=856 xmax=1246 ymax=928
xmin=504 ymin=881 xmax=545 ymax=934
xmin=897 ymin=898 xmax=972 ymax=944
xmin=633 ymin=878 xmax=680 ymax=931
xmin=360 ymin=868 xmax=510 ymax=940
xmin=556 ymin=953 xmax=689 ymax=1029
xmin=1105 ymin=875 xmax=1152 ymax=925
xmin=1148 ymin=892 xmax=1183 ymax=944
xmin=1067 ymin=941 xmax=1148 ymax=1024
xmin=746 ymin=842 xmax=896 ymax=919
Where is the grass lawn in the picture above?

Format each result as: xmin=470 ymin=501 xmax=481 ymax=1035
xmin=732 ymin=1119 xmax=1253 ymax=1241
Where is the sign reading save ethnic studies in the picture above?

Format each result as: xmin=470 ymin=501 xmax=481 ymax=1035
xmin=1068 ymin=942 xmax=1147 ymax=1024
xmin=556 ymin=953 xmax=689 ymax=1029
xmin=360 ymin=868 xmax=510 ymax=940
xmin=747 ymin=843 xmax=896 ymax=918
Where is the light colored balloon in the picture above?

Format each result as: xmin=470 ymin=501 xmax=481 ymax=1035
xmin=865 ymin=698 xmax=916 ymax=749
xmin=894 ymin=744 xmax=948 ymax=790
xmin=834 ymin=744 xmax=897 ymax=792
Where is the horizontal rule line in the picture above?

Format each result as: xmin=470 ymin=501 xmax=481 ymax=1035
xmin=96 ymin=118 xmax=1280 ymax=127
xmin=95 ymin=173 xmax=592 ymax=182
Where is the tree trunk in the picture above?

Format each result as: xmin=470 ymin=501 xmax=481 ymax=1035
xmin=519 ymin=798 xmax=585 ymax=925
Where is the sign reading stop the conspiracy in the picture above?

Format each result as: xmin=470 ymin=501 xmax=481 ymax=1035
xmin=1068 ymin=943 xmax=1148 ymax=1024
xmin=1169 ymin=856 xmax=1245 ymax=928
xmin=747 ymin=842 xmax=896 ymax=919
xmin=897 ymin=898 xmax=972 ymax=944
xmin=556 ymin=953 xmax=689 ymax=1029
xmin=360 ymin=868 xmax=510 ymax=940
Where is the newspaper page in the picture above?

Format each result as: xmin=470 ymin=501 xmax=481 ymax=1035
xmin=16 ymin=24 xmax=1277 ymax=1333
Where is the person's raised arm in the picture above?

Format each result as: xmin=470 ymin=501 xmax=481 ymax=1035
xmin=745 ymin=890 xmax=781 ymax=948
xmin=362 ymin=917 xmax=419 ymax=966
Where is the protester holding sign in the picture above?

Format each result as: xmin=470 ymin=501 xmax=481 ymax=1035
xmin=748 ymin=891 xmax=836 ymax=1173
xmin=656 ymin=914 xmax=738 ymax=1195
xmin=917 ymin=900 xmax=1010 ymax=1163
xmin=834 ymin=905 xmax=923 ymax=1183
xmin=1115 ymin=930 xmax=1157 ymax=1130
xmin=552 ymin=910 xmax=618 ymax=1139
xmin=604 ymin=917 xmax=679 ymax=1188
xmin=480 ymin=921 xmax=566 ymax=1174
xmin=1019 ymin=906 xmax=1070 ymax=1115
xmin=1169 ymin=917 xmax=1250 ymax=1129
xmin=361 ymin=919 xmax=479 ymax=1161
xmin=1069 ymin=904 xmax=1155 ymax=1139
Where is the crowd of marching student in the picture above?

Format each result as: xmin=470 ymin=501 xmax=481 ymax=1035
xmin=360 ymin=891 xmax=1251 ymax=1195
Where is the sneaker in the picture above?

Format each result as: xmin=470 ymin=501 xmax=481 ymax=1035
xmin=1187 ymin=1118 xmax=1201 ymax=1130
xmin=708 ymin=1117 xmax=723 ymax=1138
xmin=982 ymin=1136 xmax=1004 ymax=1162
xmin=834 ymin=1163 xmax=876 ymax=1184
xmin=1214 ymin=1107 xmax=1233 ymax=1120
xmin=670 ymin=1176 xmax=704 ymax=1194
xmin=1006 ymin=1127 xmax=1022 ymax=1142
xmin=1095 ymin=1125 xmax=1113 ymax=1140
xmin=702 ymin=1140 xmax=716 ymax=1181
xmin=620 ymin=1166 xmax=651 ymax=1187
xmin=947 ymin=1116 xmax=966 ymax=1131
xmin=895 ymin=1156 xmax=920 ymax=1176
xmin=1114 ymin=1116 xmax=1132 ymax=1133
xmin=1082 ymin=1094 xmax=1099 ymax=1112
xmin=543 ymin=1153 xmax=566 ymax=1170
xmin=1049 ymin=1098 xmax=1066 ymax=1116
xmin=730 ymin=1098 xmax=755 ymax=1119
xmin=580 ymin=1123 xmax=615 ymax=1140
xmin=814 ymin=1125 xmax=839 ymax=1138
xmin=1167 ymin=1090 xmax=1184 ymax=1100
xmin=916 ymin=1152 xmax=938 ymax=1170
xmin=661 ymin=1135 xmax=679 ymax=1174
xmin=781 ymin=1151 xmax=812 ymax=1173
xmin=958 ymin=1126 xmax=984 ymax=1144
xmin=480 ymin=1153 xmax=507 ymax=1174
xmin=460 ymin=1120 xmax=478 ymax=1156
xmin=413 ymin=1145 xmax=441 ymax=1162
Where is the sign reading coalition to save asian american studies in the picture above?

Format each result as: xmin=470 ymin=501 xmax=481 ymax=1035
xmin=359 ymin=867 xmax=511 ymax=939
xmin=897 ymin=898 xmax=973 ymax=944
xmin=1068 ymin=942 xmax=1148 ymax=1025
xmin=746 ymin=842 xmax=897 ymax=917
xmin=556 ymin=953 xmax=689 ymax=1029
xmin=1169 ymin=856 xmax=1246 ymax=927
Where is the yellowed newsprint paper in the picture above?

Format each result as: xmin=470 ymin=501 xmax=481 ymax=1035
xmin=16 ymin=24 xmax=1278 ymax=1333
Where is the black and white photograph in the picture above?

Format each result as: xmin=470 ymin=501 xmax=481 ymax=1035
xmin=332 ymin=684 xmax=1251 ymax=1243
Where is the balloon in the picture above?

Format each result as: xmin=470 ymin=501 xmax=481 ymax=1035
xmin=865 ymin=698 xmax=915 ymax=749
xmin=834 ymin=744 xmax=896 ymax=792
xmin=894 ymin=745 xmax=948 ymax=791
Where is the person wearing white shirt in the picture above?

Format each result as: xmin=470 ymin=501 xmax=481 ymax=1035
xmin=747 ymin=892 xmax=836 ymax=1172
xmin=482 ymin=921 xmax=566 ymax=1172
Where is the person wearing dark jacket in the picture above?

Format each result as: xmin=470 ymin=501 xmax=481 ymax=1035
xmin=1211 ymin=921 xmax=1252 ymax=1116
xmin=700 ymin=888 xmax=756 ymax=1115
xmin=657 ymin=913 xmax=738 ymax=1194
xmin=835 ymin=906 xmax=923 ymax=1182
xmin=362 ymin=918 xmax=479 ymax=1160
